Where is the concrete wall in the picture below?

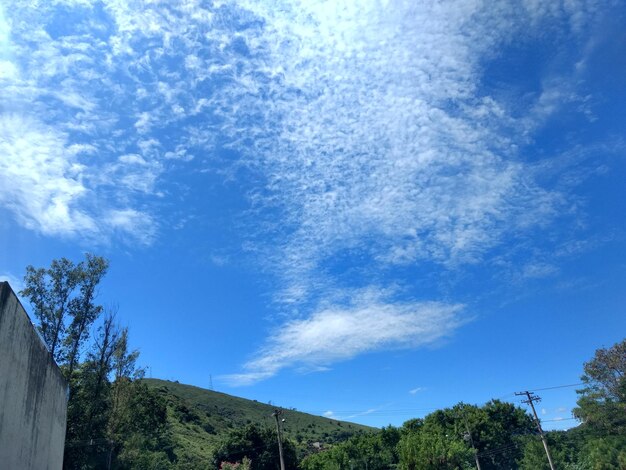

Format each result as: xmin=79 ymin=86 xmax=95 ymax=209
xmin=0 ymin=281 xmax=68 ymax=470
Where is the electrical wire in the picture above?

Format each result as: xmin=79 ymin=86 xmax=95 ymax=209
xmin=528 ymin=383 xmax=584 ymax=392
xmin=302 ymin=381 xmax=584 ymax=418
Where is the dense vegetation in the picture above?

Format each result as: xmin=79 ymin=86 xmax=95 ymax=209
xmin=143 ymin=379 xmax=373 ymax=467
xmin=298 ymin=339 xmax=626 ymax=470
xmin=19 ymin=255 xmax=626 ymax=469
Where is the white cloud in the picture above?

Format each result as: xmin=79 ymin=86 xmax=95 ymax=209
xmin=0 ymin=113 xmax=156 ymax=243
xmin=0 ymin=2 xmax=163 ymax=244
xmin=217 ymin=0 xmax=606 ymax=381
xmin=0 ymin=0 xmax=614 ymax=381
xmin=212 ymin=0 xmax=596 ymax=291
xmin=0 ymin=114 xmax=96 ymax=237
xmin=319 ymin=405 xmax=385 ymax=421
xmin=1 ymin=0 xmax=600 ymax=254
xmin=409 ymin=387 xmax=425 ymax=395
xmin=105 ymin=209 xmax=156 ymax=245
xmin=522 ymin=262 xmax=559 ymax=279
xmin=223 ymin=295 xmax=465 ymax=385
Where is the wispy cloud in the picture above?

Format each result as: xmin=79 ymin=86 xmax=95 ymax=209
xmin=0 ymin=114 xmax=156 ymax=243
xmin=239 ymin=2 xmax=544 ymax=272
xmin=1 ymin=0 xmax=604 ymax=250
xmin=218 ymin=0 xmax=610 ymax=381
xmin=0 ymin=1 xmax=168 ymax=244
xmin=222 ymin=295 xmax=465 ymax=385
xmin=521 ymin=262 xmax=559 ymax=280
xmin=325 ymin=407 xmax=381 ymax=421
xmin=409 ymin=387 xmax=425 ymax=395
xmin=1 ymin=0 xmax=617 ymax=382
xmin=0 ymin=114 xmax=95 ymax=238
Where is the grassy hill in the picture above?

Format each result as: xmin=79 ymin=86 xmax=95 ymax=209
xmin=143 ymin=378 xmax=375 ymax=464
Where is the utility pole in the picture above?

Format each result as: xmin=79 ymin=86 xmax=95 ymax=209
xmin=457 ymin=407 xmax=481 ymax=470
xmin=516 ymin=391 xmax=556 ymax=470
xmin=107 ymin=440 xmax=113 ymax=470
xmin=272 ymin=409 xmax=286 ymax=470
xmin=462 ymin=416 xmax=482 ymax=470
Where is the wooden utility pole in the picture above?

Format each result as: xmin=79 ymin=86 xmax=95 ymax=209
xmin=462 ymin=416 xmax=482 ymax=470
xmin=516 ymin=391 xmax=556 ymax=470
xmin=457 ymin=407 xmax=482 ymax=470
xmin=272 ymin=409 xmax=286 ymax=470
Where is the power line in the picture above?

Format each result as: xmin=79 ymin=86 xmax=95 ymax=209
xmin=541 ymin=417 xmax=577 ymax=423
xmin=309 ymin=407 xmax=440 ymax=414
xmin=498 ymin=382 xmax=583 ymax=401
xmin=304 ymin=381 xmax=584 ymax=418
xmin=528 ymin=383 xmax=584 ymax=392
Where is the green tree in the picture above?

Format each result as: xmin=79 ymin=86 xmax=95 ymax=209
xmin=396 ymin=401 xmax=534 ymax=470
xmin=212 ymin=423 xmax=298 ymax=470
xmin=519 ymin=430 xmax=589 ymax=470
xmin=580 ymin=436 xmax=626 ymax=470
xmin=300 ymin=445 xmax=349 ymax=470
xmin=466 ymin=400 xmax=535 ymax=469
xmin=64 ymin=315 xmax=119 ymax=469
xmin=112 ymin=326 xmax=142 ymax=381
xmin=108 ymin=379 xmax=174 ymax=469
xmin=21 ymin=257 xmax=81 ymax=361
xmin=398 ymin=422 xmax=472 ymax=470
xmin=573 ymin=338 xmax=626 ymax=436
xmin=21 ymin=256 xmax=174 ymax=469
xmin=301 ymin=430 xmax=399 ymax=470
xmin=64 ymin=254 xmax=109 ymax=378
xmin=21 ymin=254 xmax=109 ymax=369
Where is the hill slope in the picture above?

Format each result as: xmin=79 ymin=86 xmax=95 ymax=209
xmin=144 ymin=379 xmax=375 ymax=463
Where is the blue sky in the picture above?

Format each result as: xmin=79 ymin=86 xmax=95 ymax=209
xmin=1 ymin=0 xmax=625 ymax=430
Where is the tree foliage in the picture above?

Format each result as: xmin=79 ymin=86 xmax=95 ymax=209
xmin=302 ymin=402 xmax=534 ymax=470
xmin=212 ymin=423 xmax=298 ymax=470
xmin=21 ymin=254 xmax=109 ymax=367
xmin=301 ymin=427 xmax=399 ymax=470
xmin=396 ymin=401 xmax=533 ymax=470
xmin=573 ymin=338 xmax=626 ymax=436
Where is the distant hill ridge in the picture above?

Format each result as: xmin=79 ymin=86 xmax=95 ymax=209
xmin=143 ymin=378 xmax=375 ymax=462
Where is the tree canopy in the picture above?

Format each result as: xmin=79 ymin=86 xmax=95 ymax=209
xmin=212 ymin=423 xmax=298 ymax=470
xmin=574 ymin=338 xmax=626 ymax=436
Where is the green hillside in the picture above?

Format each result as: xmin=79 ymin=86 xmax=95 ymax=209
xmin=143 ymin=379 xmax=375 ymax=464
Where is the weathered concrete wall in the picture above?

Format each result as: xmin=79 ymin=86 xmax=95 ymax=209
xmin=0 ymin=281 xmax=68 ymax=470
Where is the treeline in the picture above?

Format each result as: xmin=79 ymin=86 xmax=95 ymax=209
xmin=21 ymin=255 xmax=175 ymax=469
xmin=297 ymin=338 xmax=626 ymax=470
xmin=300 ymin=400 xmax=534 ymax=470
xmin=214 ymin=341 xmax=625 ymax=470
